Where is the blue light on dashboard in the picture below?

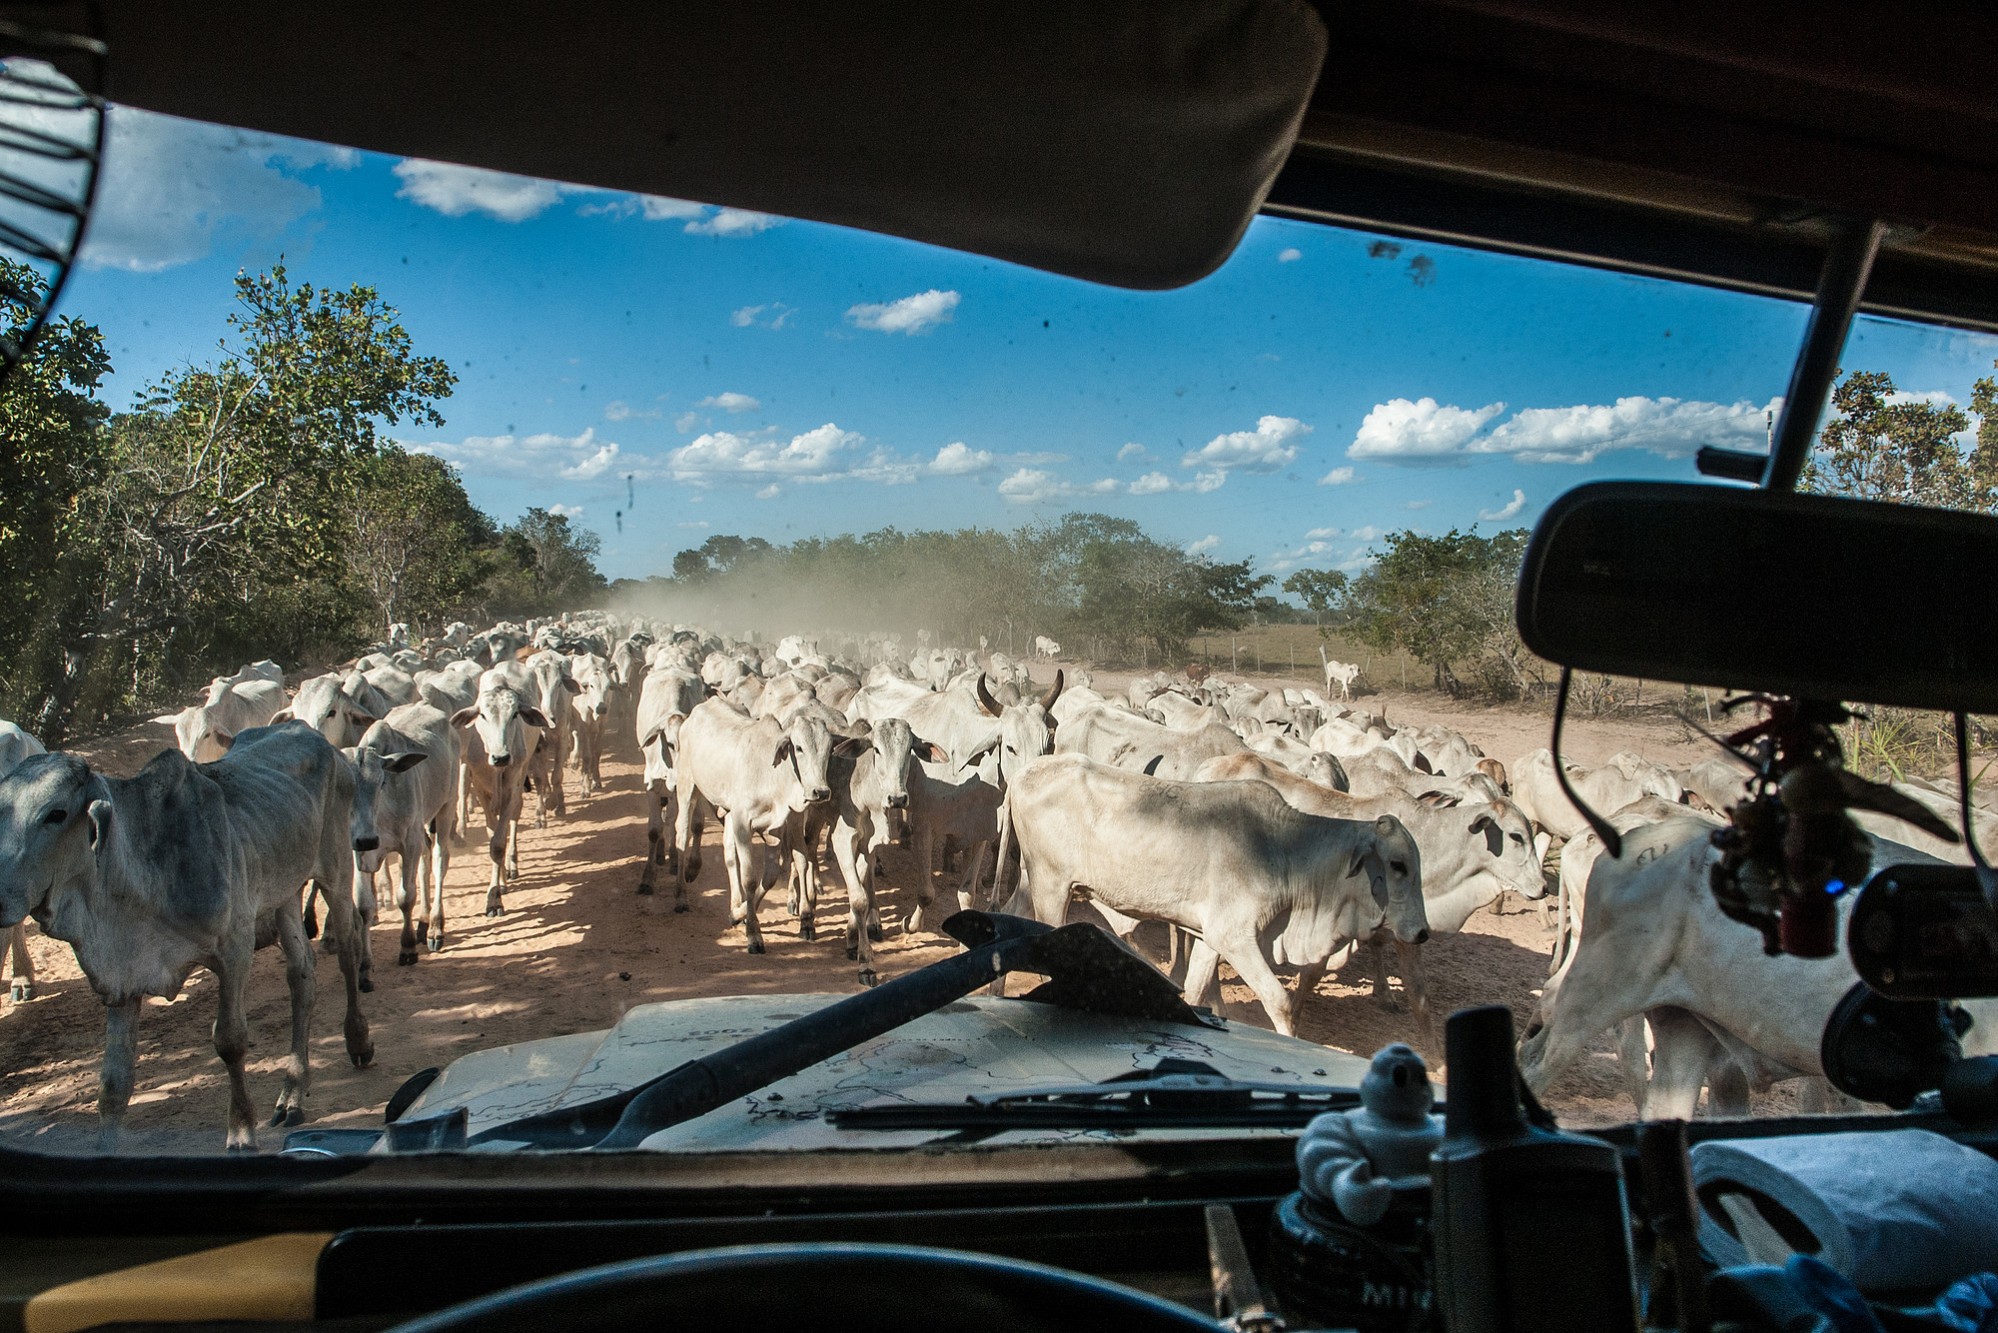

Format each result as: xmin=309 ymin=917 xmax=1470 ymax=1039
xmin=1826 ymin=879 xmax=1847 ymax=896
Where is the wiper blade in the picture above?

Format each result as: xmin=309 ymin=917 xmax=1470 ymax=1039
xmin=827 ymin=1058 xmax=1376 ymax=1136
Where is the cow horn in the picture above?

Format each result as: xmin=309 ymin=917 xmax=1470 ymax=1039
xmin=975 ymin=674 xmax=1002 ymax=718
xmin=1039 ymin=669 xmax=1064 ymax=713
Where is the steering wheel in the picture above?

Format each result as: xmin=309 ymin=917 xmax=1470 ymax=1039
xmin=385 ymin=1242 xmax=1220 ymax=1333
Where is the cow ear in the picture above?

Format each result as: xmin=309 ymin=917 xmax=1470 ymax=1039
xmin=151 ymin=713 xmax=181 ymax=726
xmin=212 ymin=729 xmax=234 ymax=752
xmin=269 ymin=708 xmax=295 ymax=723
xmin=918 ymin=742 xmax=949 ymax=764
xmin=449 ymin=706 xmax=480 ymax=728
xmin=833 ymin=736 xmax=870 ymax=759
xmin=1416 ymin=790 xmax=1460 ymax=808
xmin=518 ymin=706 xmax=551 ymax=729
xmin=1469 ymin=814 xmax=1502 ymax=857
xmin=562 ymin=676 xmax=581 ymax=694
xmin=773 ymin=737 xmax=795 ymax=767
xmin=1533 ymin=830 xmax=1552 ymax=862
xmin=347 ymin=710 xmax=380 ymax=728
xmin=86 ymin=798 xmax=112 ymax=850
xmin=385 ymin=751 xmax=428 ymax=773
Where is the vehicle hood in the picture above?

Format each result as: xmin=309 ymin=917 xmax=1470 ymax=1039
xmin=398 ymin=993 xmax=1374 ymax=1152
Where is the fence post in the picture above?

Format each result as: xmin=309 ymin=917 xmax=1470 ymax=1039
xmin=1231 ymin=637 xmax=1238 ymax=672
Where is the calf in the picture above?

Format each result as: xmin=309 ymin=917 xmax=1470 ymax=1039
xmin=634 ymin=667 xmax=707 ymax=904
xmin=346 ymin=703 xmax=459 ymax=986
xmin=155 ymin=678 xmax=287 ymax=763
xmin=451 ymin=680 xmax=548 ymax=916
xmin=567 ymin=653 xmax=614 ymax=797
xmin=0 ymin=723 xmax=370 ymax=1149
xmin=996 ymin=753 xmax=1426 ymax=1036
xmin=674 ymin=699 xmax=839 ymax=953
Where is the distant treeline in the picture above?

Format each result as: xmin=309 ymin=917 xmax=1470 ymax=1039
xmin=0 ymin=262 xmax=605 ymax=743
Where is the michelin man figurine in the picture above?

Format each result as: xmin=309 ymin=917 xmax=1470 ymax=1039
xmin=1296 ymin=1043 xmax=1443 ymax=1227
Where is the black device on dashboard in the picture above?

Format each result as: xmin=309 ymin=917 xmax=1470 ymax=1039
xmin=1848 ymin=865 xmax=1998 ymax=1000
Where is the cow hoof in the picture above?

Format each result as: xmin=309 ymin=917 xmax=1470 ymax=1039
xmin=8 ymin=981 xmax=28 ymax=1003
xmin=747 ymin=940 xmax=765 ymax=955
xmin=359 ymin=975 xmax=375 ymax=994
xmin=867 ymin=923 xmax=884 ymax=944
xmin=673 ymin=902 xmax=689 ymax=914
xmin=859 ymin=969 xmax=878 ymax=988
xmin=636 ymin=881 xmax=654 ymax=896
xmin=485 ymin=905 xmax=503 ymax=918
xmin=845 ymin=942 xmax=859 ymax=961
xmin=799 ymin=920 xmax=816 ymax=942
xmin=398 ymin=950 xmax=418 ymax=966
xmin=321 ymin=934 xmax=340 ymax=955
xmin=428 ymin=935 xmax=443 ymax=953
xmin=352 ymin=1046 xmax=374 ymax=1069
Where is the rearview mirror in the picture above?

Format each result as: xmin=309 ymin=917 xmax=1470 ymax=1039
xmin=1516 ymin=482 xmax=1998 ymax=714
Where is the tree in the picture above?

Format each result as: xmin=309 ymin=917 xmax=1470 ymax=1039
xmin=492 ymin=508 xmax=607 ymax=611
xmin=347 ymin=448 xmax=494 ymax=634
xmin=1282 ymin=568 xmax=1349 ymax=636
xmin=1802 ymin=369 xmax=1980 ymax=510
xmin=1345 ymin=528 xmax=1527 ymax=693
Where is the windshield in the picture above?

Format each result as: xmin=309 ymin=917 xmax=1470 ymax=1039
xmin=0 ymin=103 xmax=1994 ymax=1155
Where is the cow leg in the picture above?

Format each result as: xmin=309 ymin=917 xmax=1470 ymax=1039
xmin=1366 ymin=929 xmax=1403 ymax=1013
xmin=725 ymin=813 xmax=764 ymax=954
xmin=425 ymin=819 xmax=450 ymax=953
xmin=1487 ymin=891 xmax=1509 ymax=917
xmin=1708 ymin=1060 xmax=1754 ymax=1118
xmin=453 ymin=759 xmax=470 ymax=846
xmin=1615 ymin=1016 xmax=1653 ymax=1115
xmin=97 ymin=997 xmax=141 ymax=1151
xmin=1181 ymin=939 xmax=1222 ymax=1009
xmin=395 ymin=850 xmax=422 ymax=967
xmin=639 ymin=785 xmax=664 ymax=897
xmin=267 ymin=900 xmax=318 ymax=1131
xmin=1641 ymin=1007 xmax=1719 ymax=1122
xmin=1213 ymin=932 xmax=1296 ymax=1036
xmin=485 ymin=794 xmax=509 ymax=916
xmin=792 ymin=816 xmax=820 ymax=943
xmin=831 ymin=820 xmax=876 ymax=983
xmin=677 ymin=789 xmax=704 ymax=889
xmin=1292 ymin=959 xmax=1329 ymax=1024
xmin=7 ymin=922 xmax=32 ymax=1003
xmin=1393 ymin=938 xmax=1435 ymax=1042
xmin=906 ymin=820 xmax=937 ymax=935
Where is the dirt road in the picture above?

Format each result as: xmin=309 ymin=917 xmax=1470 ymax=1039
xmin=0 ymin=673 xmax=1732 ymax=1152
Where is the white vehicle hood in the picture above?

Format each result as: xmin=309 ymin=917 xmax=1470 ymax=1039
xmin=399 ymin=993 xmax=1374 ymax=1152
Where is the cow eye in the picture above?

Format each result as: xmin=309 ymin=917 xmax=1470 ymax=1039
xmin=1390 ymin=861 xmax=1407 ymax=874
xmin=1510 ymin=832 xmax=1525 ymax=844
xmin=43 ymin=808 xmax=66 ymax=825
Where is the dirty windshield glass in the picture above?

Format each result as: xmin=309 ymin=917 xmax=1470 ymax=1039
xmin=1 ymin=103 xmax=1995 ymax=1155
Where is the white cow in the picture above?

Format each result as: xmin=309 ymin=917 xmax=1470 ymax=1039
xmin=450 ymin=678 xmax=548 ymax=916
xmin=279 ymin=670 xmax=398 ymax=748
xmin=674 ymin=699 xmax=842 ymax=954
xmin=1510 ymin=748 xmax=1684 ymax=841
xmin=567 ymin=653 xmax=615 ymax=797
xmin=1319 ymin=646 xmax=1361 ymax=700
xmin=0 ymin=719 xmax=46 ymax=1001
xmin=0 ymin=722 xmax=371 ymax=1148
xmin=1033 ymin=635 xmax=1061 ymax=661
xmin=1057 ymin=703 xmax=1246 ymax=781
xmin=996 ymin=753 xmax=1428 ymax=1036
xmin=155 ymin=678 xmax=287 ymax=763
xmin=345 ymin=703 xmax=459 ymax=988
xmin=635 ymin=668 xmax=710 ymax=905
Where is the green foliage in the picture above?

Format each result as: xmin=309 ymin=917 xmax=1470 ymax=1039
xmin=1344 ymin=527 xmax=1529 ymax=695
xmin=1802 ymin=368 xmax=1993 ymax=512
xmin=1281 ymin=568 xmax=1347 ymax=617
xmin=0 ymin=262 xmax=603 ymax=742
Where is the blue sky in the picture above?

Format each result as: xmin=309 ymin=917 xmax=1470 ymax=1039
xmin=56 ymin=108 xmax=1998 ymax=584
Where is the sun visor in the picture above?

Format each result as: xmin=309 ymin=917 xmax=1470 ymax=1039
xmin=90 ymin=0 xmax=1327 ymax=290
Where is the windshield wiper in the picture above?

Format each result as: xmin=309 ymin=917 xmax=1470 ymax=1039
xmin=383 ymin=911 xmax=1214 ymax=1152
xmin=828 ymin=1058 xmax=1379 ymax=1140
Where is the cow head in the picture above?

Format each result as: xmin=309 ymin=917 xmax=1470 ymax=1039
xmin=862 ymin=717 xmax=947 ymax=812
xmin=452 ymin=687 xmax=547 ymax=769
xmin=0 ymin=753 xmax=109 ymax=928
xmin=1350 ymin=814 xmax=1428 ymax=945
xmin=345 ymin=742 xmax=428 ymax=873
xmin=281 ymin=675 xmax=379 ymax=748
xmin=570 ymin=655 xmax=614 ymax=721
xmin=775 ymin=716 xmax=835 ymax=811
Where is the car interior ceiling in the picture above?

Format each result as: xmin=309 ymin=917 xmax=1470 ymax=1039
xmin=7 ymin=2 xmax=1998 ymax=1331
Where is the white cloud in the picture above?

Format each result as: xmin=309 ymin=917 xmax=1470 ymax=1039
xmin=730 ymin=302 xmax=794 ymax=329
xmin=1479 ymin=489 xmax=1528 ymax=521
xmin=81 ymin=107 xmax=355 ymax=272
xmin=548 ymin=503 xmax=584 ymax=518
xmin=393 ymin=159 xmax=574 ymax=222
xmin=674 ymin=411 xmax=699 ymax=433
xmin=1186 ymin=534 xmax=1222 ymax=556
xmin=1116 ymin=442 xmax=1150 ymax=462
xmin=1129 ymin=472 xmax=1173 ymax=495
xmin=1277 ymin=247 xmax=1302 ymax=263
xmin=1406 ymin=499 xmax=1433 ymax=510
xmin=410 ymin=427 xmax=623 ymax=482
xmin=1182 ymin=415 xmax=1311 ymax=473
xmin=998 ymin=468 xmax=1065 ymax=504
xmin=604 ymin=400 xmax=660 ymax=421
xmin=929 ymin=442 xmax=993 ymax=475
xmin=1350 ymin=394 xmax=1780 ymax=465
xmin=669 ymin=422 xmax=861 ymax=482
xmin=1348 ymin=397 xmax=1506 ymax=462
xmin=1318 ymin=465 xmax=1357 ymax=486
xmin=1010 ymin=451 xmax=1067 ymax=465
xmin=756 ymin=484 xmax=781 ymax=500
xmin=1349 ymin=525 xmax=1383 ymax=542
xmin=850 ymin=449 xmax=922 ymax=486
xmin=687 ymin=208 xmax=782 ymax=237
xmin=640 ymin=197 xmax=706 ymax=221
xmin=698 ymin=391 xmax=761 ymax=413
xmin=1306 ymin=526 xmax=1339 ymax=539
xmin=846 ymin=289 xmax=961 ymax=335
xmin=676 ymin=520 xmax=710 ymax=529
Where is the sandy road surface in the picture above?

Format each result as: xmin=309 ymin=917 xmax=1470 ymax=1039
xmin=0 ymin=673 xmax=1745 ymax=1153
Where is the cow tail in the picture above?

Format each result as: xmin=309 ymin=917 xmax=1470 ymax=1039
xmin=992 ymin=793 xmax=1023 ymax=916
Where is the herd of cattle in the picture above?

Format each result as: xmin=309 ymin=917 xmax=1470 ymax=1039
xmin=0 ymin=614 xmax=1990 ymax=1149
